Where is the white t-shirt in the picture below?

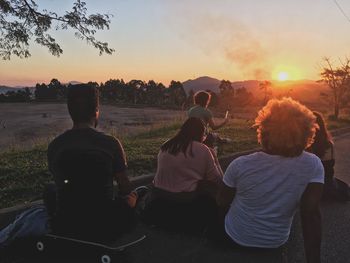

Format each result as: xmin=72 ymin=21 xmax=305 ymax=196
xmin=223 ymin=151 xmax=324 ymax=248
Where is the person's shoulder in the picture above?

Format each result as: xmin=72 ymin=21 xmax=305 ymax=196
xmin=205 ymin=107 xmax=212 ymax=113
xmin=226 ymin=151 xmax=259 ymax=170
xmin=192 ymin=141 xmax=211 ymax=152
xmin=300 ymin=151 xmax=321 ymax=162
xmin=300 ymin=151 xmax=324 ymax=168
xmin=234 ymin=151 xmax=264 ymax=163
xmin=188 ymin=105 xmax=202 ymax=114
xmin=188 ymin=105 xmax=197 ymax=111
xmin=48 ymin=130 xmax=71 ymax=150
xmin=94 ymin=130 xmax=123 ymax=147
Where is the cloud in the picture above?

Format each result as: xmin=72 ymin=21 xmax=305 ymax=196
xmin=163 ymin=4 xmax=271 ymax=80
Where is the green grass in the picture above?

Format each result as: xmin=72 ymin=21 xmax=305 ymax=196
xmin=0 ymin=117 xmax=347 ymax=209
xmin=327 ymin=117 xmax=350 ymax=130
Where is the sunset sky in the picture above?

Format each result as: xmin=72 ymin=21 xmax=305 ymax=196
xmin=1 ymin=0 xmax=350 ymax=86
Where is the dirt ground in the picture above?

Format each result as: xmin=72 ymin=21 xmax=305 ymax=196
xmin=0 ymin=103 xmax=185 ymax=152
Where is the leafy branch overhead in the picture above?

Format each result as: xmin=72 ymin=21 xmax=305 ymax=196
xmin=0 ymin=0 xmax=115 ymax=60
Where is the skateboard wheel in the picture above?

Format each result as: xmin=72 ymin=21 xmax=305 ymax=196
xmin=36 ymin=241 xmax=45 ymax=252
xmin=101 ymin=255 xmax=111 ymax=263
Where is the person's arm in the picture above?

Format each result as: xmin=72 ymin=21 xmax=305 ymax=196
xmin=209 ymin=147 xmax=224 ymax=177
xmin=115 ymin=171 xmax=134 ymax=196
xmin=208 ymin=117 xmax=228 ymax=130
xmin=300 ymin=183 xmax=323 ymax=263
xmin=115 ymin=171 xmax=137 ymax=207
xmin=216 ymin=181 xmax=236 ymax=220
xmin=112 ymin=138 xmax=137 ymax=207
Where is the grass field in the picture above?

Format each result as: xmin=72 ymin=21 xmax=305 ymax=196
xmin=1 ymin=117 xmax=349 ymax=209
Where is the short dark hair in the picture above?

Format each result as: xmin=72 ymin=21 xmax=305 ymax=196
xmin=194 ymin=91 xmax=211 ymax=107
xmin=67 ymin=84 xmax=99 ymax=123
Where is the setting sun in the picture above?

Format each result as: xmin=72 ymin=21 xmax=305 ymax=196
xmin=277 ymin=72 xmax=289 ymax=81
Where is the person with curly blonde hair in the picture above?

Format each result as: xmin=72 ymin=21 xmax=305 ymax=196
xmin=217 ymin=98 xmax=324 ymax=263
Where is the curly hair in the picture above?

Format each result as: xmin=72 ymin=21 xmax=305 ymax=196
xmin=255 ymin=98 xmax=318 ymax=157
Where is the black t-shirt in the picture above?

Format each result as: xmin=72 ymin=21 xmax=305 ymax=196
xmin=47 ymin=128 xmax=127 ymax=216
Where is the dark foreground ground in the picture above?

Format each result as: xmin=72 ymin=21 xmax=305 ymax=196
xmin=1 ymin=133 xmax=350 ymax=263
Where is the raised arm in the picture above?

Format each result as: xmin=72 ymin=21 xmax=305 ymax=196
xmin=208 ymin=117 xmax=228 ymax=130
xmin=300 ymin=183 xmax=323 ymax=263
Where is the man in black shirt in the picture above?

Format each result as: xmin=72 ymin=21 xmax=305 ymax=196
xmin=46 ymin=84 xmax=136 ymax=241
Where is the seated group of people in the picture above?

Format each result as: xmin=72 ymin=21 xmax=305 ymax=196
xmin=46 ymin=85 xmax=336 ymax=263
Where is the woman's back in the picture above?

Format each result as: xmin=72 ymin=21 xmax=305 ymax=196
xmin=154 ymin=141 xmax=221 ymax=192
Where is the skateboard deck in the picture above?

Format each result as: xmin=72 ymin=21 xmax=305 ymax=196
xmin=44 ymin=233 xmax=146 ymax=251
xmin=35 ymin=232 xmax=146 ymax=263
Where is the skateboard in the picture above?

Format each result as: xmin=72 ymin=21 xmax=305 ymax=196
xmin=35 ymin=233 xmax=146 ymax=263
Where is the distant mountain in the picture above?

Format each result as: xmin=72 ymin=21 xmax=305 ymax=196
xmin=0 ymin=86 xmax=18 ymax=94
xmin=182 ymin=76 xmax=221 ymax=95
xmin=182 ymin=77 xmax=328 ymax=104
xmin=0 ymin=85 xmax=35 ymax=95
xmin=65 ymin=80 xmax=82 ymax=85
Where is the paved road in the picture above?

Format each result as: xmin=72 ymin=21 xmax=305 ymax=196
xmin=286 ymin=133 xmax=350 ymax=263
xmin=334 ymin=133 xmax=350 ymax=184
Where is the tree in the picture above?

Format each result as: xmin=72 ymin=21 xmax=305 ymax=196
xmin=235 ymin=87 xmax=254 ymax=107
xmin=319 ymin=57 xmax=350 ymax=119
xmin=219 ymin=80 xmax=233 ymax=94
xmin=0 ymin=88 xmax=31 ymax=102
xmin=34 ymin=79 xmax=66 ymax=101
xmin=0 ymin=0 xmax=114 ymax=60
xmin=259 ymin=80 xmax=272 ymax=105
xmin=48 ymin=78 xmax=65 ymax=99
xmin=168 ymin=80 xmax=186 ymax=106
xmin=218 ymin=80 xmax=235 ymax=110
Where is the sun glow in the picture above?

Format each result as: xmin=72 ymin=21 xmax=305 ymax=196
xmin=272 ymin=65 xmax=302 ymax=82
xmin=277 ymin=72 xmax=289 ymax=81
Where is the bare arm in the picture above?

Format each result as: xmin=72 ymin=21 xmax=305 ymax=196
xmin=300 ymin=183 xmax=323 ymax=263
xmin=208 ymin=117 xmax=228 ymax=130
xmin=216 ymin=182 xmax=236 ymax=220
xmin=114 ymin=171 xmax=134 ymax=196
xmin=209 ymin=147 xmax=224 ymax=177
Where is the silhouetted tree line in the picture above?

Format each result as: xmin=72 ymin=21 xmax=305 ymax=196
xmin=0 ymin=78 xmax=257 ymax=110
xmin=0 ymin=87 xmax=32 ymax=102
xmin=99 ymin=79 xmax=187 ymax=107
xmin=1 ymin=78 xmax=188 ymax=107
xmin=217 ymin=80 xmax=255 ymax=111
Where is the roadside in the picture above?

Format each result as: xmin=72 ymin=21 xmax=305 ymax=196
xmin=286 ymin=132 xmax=350 ymax=263
xmin=1 ymin=128 xmax=350 ymax=263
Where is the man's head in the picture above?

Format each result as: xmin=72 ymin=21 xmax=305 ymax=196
xmin=67 ymin=84 xmax=99 ymax=126
xmin=194 ymin=91 xmax=211 ymax=107
xmin=254 ymin=97 xmax=317 ymax=157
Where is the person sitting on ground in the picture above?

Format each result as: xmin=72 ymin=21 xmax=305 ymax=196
xmin=188 ymin=91 xmax=229 ymax=148
xmin=144 ymin=117 xmax=223 ymax=233
xmin=307 ymin=111 xmax=349 ymax=201
xmin=217 ymin=98 xmax=324 ymax=263
xmin=46 ymin=84 xmax=137 ymax=242
xmin=307 ymin=112 xmax=334 ymax=199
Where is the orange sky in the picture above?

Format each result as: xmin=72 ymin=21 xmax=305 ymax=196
xmin=1 ymin=0 xmax=350 ymax=86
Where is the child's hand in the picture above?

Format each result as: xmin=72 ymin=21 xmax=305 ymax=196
xmin=126 ymin=191 xmax=138 ymax=208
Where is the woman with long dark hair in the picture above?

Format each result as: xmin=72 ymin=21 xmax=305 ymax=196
xmin=145 ymin=117 xmax=223 ymax=233
xmin=308 ymin=112 xmax=349 ymax=201
xmin=308 ymin=111 xmax=334 ymax=160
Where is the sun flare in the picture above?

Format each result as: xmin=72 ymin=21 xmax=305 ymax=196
xmin=277 ymin=72 xmax=289 ymax=81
